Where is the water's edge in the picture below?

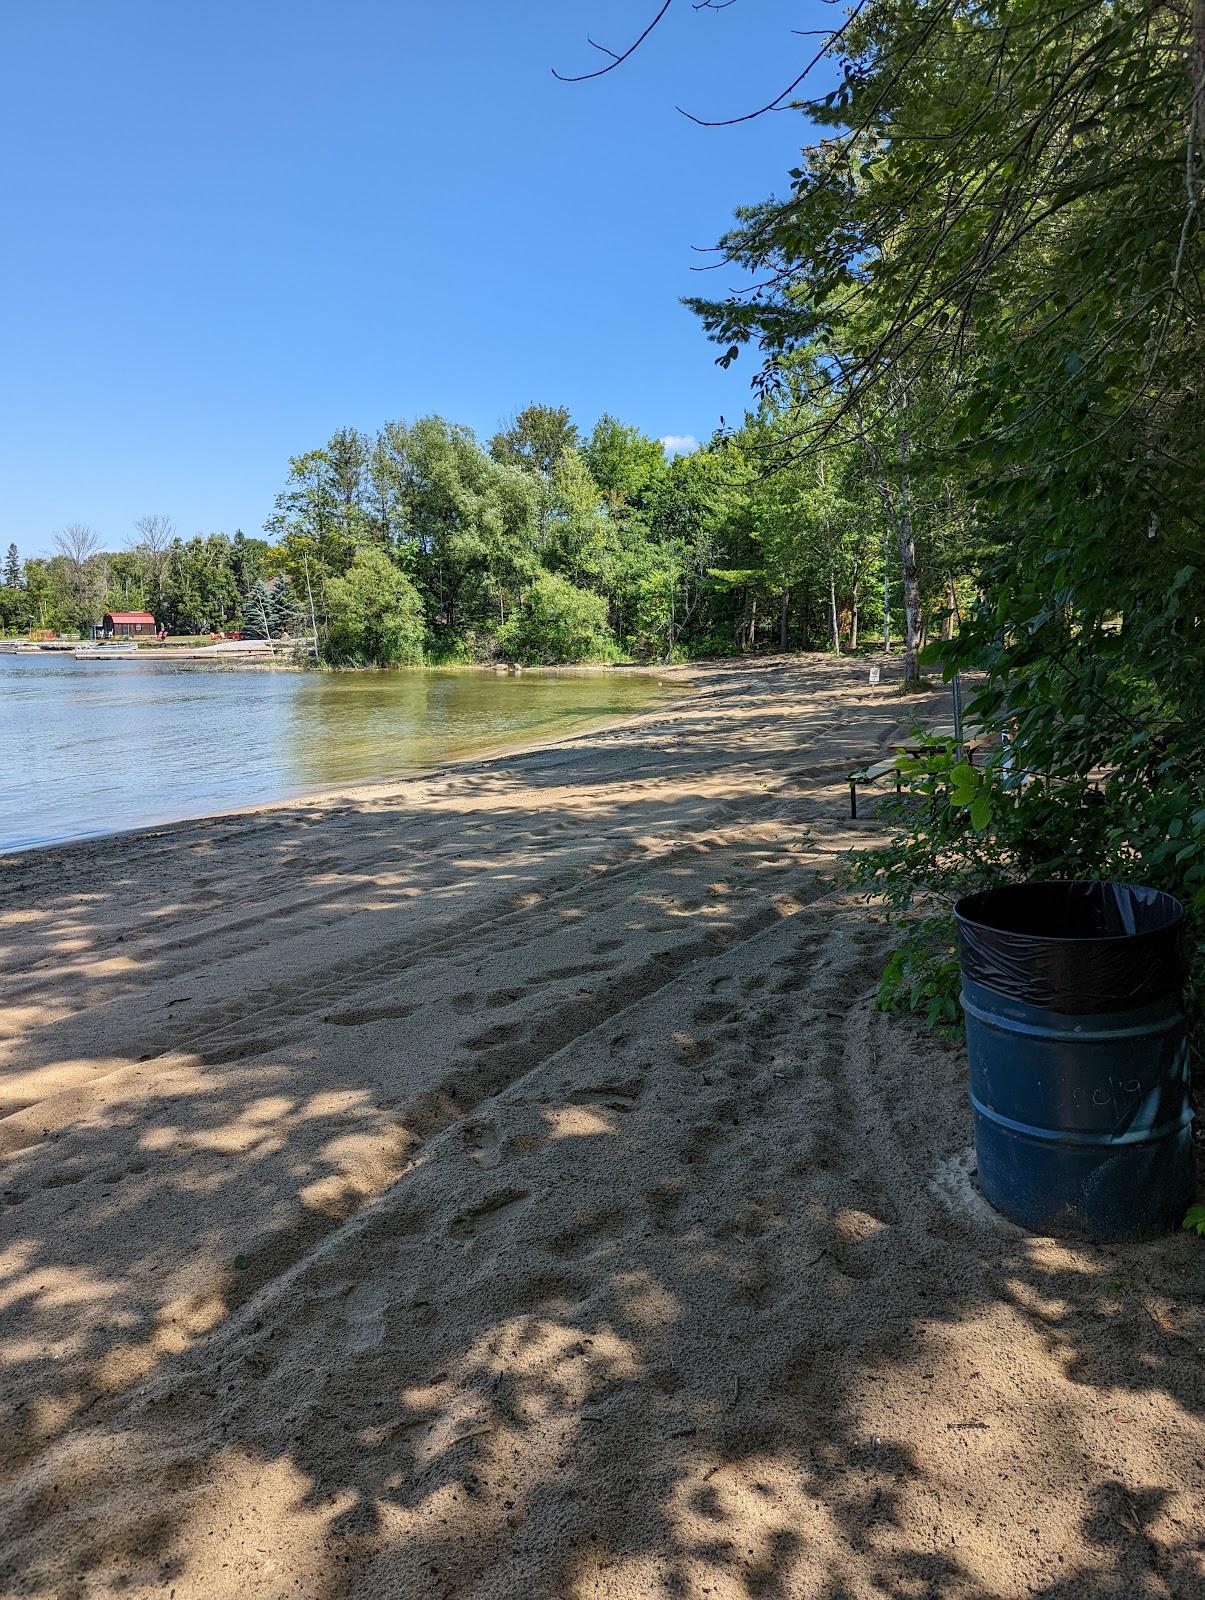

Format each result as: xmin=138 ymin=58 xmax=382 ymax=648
xmin=1 ymin=672 xmax=691 ymax=859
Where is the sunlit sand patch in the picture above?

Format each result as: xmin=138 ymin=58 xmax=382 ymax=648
xmin=541 ymin=1104 xmax=619 ymax=1140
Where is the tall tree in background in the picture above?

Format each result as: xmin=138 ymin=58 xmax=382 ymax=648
xmin=3 ymin=544 xmax=20 ymax=588
xmin=582 ymin=414 xmax=666 ymax=506
xmin=130 ymin=514 xmax=175 ymax=614
xmin=52 ymin=524 xmax=108 ymax=632
xmin=489 ymin=404 xmax=579 ymax=480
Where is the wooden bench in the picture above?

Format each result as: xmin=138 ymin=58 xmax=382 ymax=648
xmin=848 ymin=731 xmax=989 ymax=818
xmin=848 ymin=757 xmax=903 ymax=818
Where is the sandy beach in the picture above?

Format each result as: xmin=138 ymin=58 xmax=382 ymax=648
xmin=1 ymin=655 xmax=1202 ymax=1599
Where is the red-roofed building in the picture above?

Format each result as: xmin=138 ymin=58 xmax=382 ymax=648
xmin=102 ymin=611 xmax=157 ymax=638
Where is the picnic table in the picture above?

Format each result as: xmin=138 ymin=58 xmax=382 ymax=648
xmin=847 ymin=725 xmax=987 ymax=818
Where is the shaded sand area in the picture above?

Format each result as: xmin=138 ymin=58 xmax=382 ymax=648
xmin=1 ymin=656 xmax=1202 ymax=1599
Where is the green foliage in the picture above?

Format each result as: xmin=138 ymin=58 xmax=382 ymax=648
xmin=255 ymin=400 xmax=927 ymax=668
xmin=163 ymin=536 xmax=242 ymax=634
xmin=497 ymin=573 xmax=617 ymax=665
xmin=240 ymin=579 xmax=276 ymax=640
xmin=489 ymin=404 xmax=578 ymax=480
xmin=682 ymin=0 xmax=1205 ymax=1025
xmin=1183 ymin=1204 xmax=1205 ymax=1239
xmin=877 ymin=916 xmax=962 ymax=1030
xmin=581 ymin=415 xmax=666 ymax=505
xmin=323 ymin=549 xmax=424 ymax=667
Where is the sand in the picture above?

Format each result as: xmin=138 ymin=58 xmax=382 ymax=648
xmin=1 ymin=654 xmax=1202 ymax=1600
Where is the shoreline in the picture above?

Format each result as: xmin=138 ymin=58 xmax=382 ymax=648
xmin=4 ymin=654 xmax=1198 ymax=1600
xmin=0 ymin=666 xmax=696 ymax=862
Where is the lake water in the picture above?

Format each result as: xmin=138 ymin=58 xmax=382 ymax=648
xmin=0 ymin=655 xmax=676 ymax=852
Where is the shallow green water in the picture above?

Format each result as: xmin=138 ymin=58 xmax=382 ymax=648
xmin=0 ymin=656 xmax=676 ymax=851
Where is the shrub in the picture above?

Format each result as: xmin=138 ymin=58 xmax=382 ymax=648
xmin=322 ymin=549 xmax=424 ymax=667
xmin=497 ymin=573 xmax=617 ymax=665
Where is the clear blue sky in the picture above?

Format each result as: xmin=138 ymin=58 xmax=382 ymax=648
xmin=1 ymin=1 xmax=831 ymax=556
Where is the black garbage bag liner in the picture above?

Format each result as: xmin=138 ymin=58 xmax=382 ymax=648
xmin=954 ymin=881 xmax=1185 ymax=1013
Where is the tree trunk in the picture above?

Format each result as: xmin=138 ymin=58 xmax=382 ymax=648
xmin=829 ymin=568 xmax=841 ymax=654
xmin=882 ymin=534 xmax=892 ymax=653
xmin=897 ymin=425 xmax=922 ymax=689
xmin=850 ymin=583 xmax=860 ymax=651
xmin=941 ymin=577 xmax=957 ymax=640
xmin=780 ymin=587 xmax=790 ymax=650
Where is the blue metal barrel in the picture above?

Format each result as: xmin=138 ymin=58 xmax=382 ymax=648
xmin=954 ymin=882 xmax=1194 ymax=1241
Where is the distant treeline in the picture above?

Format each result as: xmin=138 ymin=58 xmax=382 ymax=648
xmin=2 ymin=401 xmax=974 ymax=665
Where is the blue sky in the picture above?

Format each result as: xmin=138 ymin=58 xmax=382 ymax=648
xmin=1 ymin=1 xmax=831 ymax=556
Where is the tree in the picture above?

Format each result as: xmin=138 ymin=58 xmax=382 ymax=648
xmin=546 ymin=448 xmax=607 ymax=585
xmin=240 ymin=579 xmax=277 ymax=641
xmin=130 ymin=514 xmax=175 ymax=612
xmin=104 ymin=550 xmax=148 ymax=613
xmin=229 ymin=530 xmax=270 ymax=592
xmin=264 ymin=443 xmax=359 ymax=578
xmin=385 ymin=416 xmax=541 ymax=640
xmin=582 ymin=415 xmax=666 ymax=506
xmin=161 ymin=535 xmax=243 ymax=633
xmin=489 ymin=404 xmax=579 ymax=479
xmin=240 ymin=575 xmax=305 ymax=642
xmin=52 ymin=524 xmax=108 ymax=632
xmin=3 ymin=544 xmax=20 ymax=588
xmin=323 ymin=548 xmax=425 ymax=666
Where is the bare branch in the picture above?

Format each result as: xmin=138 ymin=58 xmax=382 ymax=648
xmin=53 ymin=523 xmax=100 ymax=567
xmin=552 ymin=1 xmax=675 ymax=83
xmin=130 ymin=513 xmax=176 ymax=554
xmin=676 ymin=0 xmax=870 ymax=126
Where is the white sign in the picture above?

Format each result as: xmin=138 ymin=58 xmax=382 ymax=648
xmin=869 ymin=666 xmax=881 ymax=686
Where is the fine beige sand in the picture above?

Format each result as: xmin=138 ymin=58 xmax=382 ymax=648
xmin=1 ymin=656 xmax=1202 ymax=1599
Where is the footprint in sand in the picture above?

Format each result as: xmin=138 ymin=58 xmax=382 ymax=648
xmin=344 ymin=1280 xmax=395 ymax=1352
xmin=547 ymin=1205 xmax=627 ymax=1261
xmin=325 ymin=1001 xmax=417 ymax=1027
xmin=42 ymin=1169 xmax=87 ymax=1190
xmin=643 ymin=1178 xmax=686 ymax=1230
xmin=449 ymin=1188 xmax=530 ymax=1241
xmin=566 ymin=1075 xmax=643 ymax=1112
xmin=691 ymin=1000 xmax=739 ymax=1026
xmin=461 ymin=1120 xmax=503 ymax=1168
xmin=202 ymin=1035 xmax=275 ymax=1063
xmin=485 ymin=986 xmax=526 ymax=1008
xmin=464 ymin=1020 xmax=524 ymax=1051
